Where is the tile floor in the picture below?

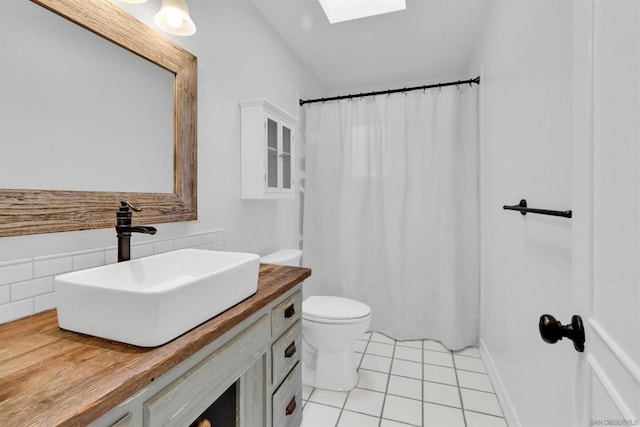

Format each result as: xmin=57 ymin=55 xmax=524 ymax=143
xmin=301 ymin=332 xmax=508 ymax=427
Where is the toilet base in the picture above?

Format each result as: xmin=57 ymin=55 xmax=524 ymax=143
xmin=301 ymin=337 xmax=360 ymax=391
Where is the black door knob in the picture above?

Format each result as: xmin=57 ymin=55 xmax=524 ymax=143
xmin=539 ymin=314 xmax=585 ymax=352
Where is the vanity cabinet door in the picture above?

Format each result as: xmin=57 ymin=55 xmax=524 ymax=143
xmin=144 ymin=316 xmax=268 ymax=427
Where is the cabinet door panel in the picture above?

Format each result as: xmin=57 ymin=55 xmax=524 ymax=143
xmin=282 ymin=125 xmax=292 ymax=190
xmin=267 ymin=118 xmax=279 ymax=189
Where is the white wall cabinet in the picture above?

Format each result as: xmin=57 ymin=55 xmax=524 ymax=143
xmin=240 ymin=99 xmax=297 ymax=199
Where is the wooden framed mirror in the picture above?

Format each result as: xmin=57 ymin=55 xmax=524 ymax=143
xmin=0 ymin=0 xmax=197 ymax=237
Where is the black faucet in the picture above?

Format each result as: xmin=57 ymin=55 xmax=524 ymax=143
xmin=116 ymin=201 xmax=157 ymax=262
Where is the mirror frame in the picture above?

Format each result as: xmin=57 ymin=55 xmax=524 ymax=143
xmin=0 ymin=0 xmax=197 ymax=237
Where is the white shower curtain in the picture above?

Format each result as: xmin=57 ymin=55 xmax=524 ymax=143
xmin=302 ymin=86 xmax=479 ymax=350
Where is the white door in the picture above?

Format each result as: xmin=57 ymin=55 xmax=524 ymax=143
xmin=571 ymin=0 xmax=640 ymax=425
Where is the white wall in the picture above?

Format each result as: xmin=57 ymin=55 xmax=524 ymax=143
xmin=470 ymin=2 xmax=574 ymax=426
xmin=0 ymin=0 xmax=323 ymax=322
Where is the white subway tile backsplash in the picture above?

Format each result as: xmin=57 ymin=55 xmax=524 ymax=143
xmin=1 ymin=298 xmax=34 ymax=323
xmin=154 ymin=239 xmax=174 ymax=254
xmin=34 ymin=292 xmax=57 ymax=313
xmin=105 ymin=248 xmax=118 ymax=265
xmin=11 ymin=277 xmax=54 ymax=301
xmin=189 ymin=234 xmax=206 ymax=247
xmin=0 ymin=259 xmax=33 ymax=286
xmin=0 ymin=285 xmax=10 ymax=304
xmin=34 ymin=256 xmax=72 ymax=278
xmin=72 ymin=251 xmax=105 ymax=271
xmin=131 ymin=243 xmax=154 ymax=259
xmin=0 ymin=229 xmax=225 ymax=324
xmin=173 ymin=237 xmax=191 ymax=250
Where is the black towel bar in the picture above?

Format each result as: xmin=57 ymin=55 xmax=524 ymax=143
xmin=503 ymin=199 xmax=572 ymax=218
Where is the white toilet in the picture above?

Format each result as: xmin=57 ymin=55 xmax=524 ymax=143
xmin=261 ymin=249 xmax=372 ymax=391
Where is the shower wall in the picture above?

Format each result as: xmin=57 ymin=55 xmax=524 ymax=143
xmin=470 ymin=2 xmax=573 ymax=426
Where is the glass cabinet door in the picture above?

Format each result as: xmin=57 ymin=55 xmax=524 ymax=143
xmin=240 ymin=99 xmax=296 ymax=199
xmin=266 ymin=118 xmax=278 ymax=189
xmin=282 ymin=125 xmax=292 ymax=190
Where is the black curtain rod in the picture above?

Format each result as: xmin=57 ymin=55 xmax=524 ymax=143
xmin=299 ymin=76 xmax=480 ymax=106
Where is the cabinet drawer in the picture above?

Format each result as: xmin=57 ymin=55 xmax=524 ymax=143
xmin=272 ymin=363 xmax=302 ymax=427
xmin=144 ymin=316 xmax=268 ymax=427
xmin=110 ymin=413 xmax=132 ymax=427
xmin=272 ymin=290 xmax=301 ymax=337
xmin=272 ymin=321 xmax=301 ymax=386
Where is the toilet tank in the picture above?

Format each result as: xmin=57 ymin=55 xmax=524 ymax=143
xmin=260 ymin=249 xmax=302 ymax=267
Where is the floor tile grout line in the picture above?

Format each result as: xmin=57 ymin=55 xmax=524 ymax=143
xmin=451 ymin=349 xmax=468 ymax=427
xmin=454 ymin=352 xmax=483 ymax=360
xmin=423 ymin=360 xmax=457 ymax=369
xmin=379 ymin=416 xmax=422 ymax=427
xmin=458 ymin=386 xmax=498 ymax=395
xmin=377 ymin=339 xmax=396 ymax=427
xmin=307 ymin=397 xmax=507 ymax=424
xmin=464 ymin=408 xmax=508 ymax=419
xmin=358 ymin=366 xmax=459 ymax=387
xmin=385 ymin=389 xmax=463 ymax=408
xmin=455 ymin=367 xmax=489 ymax=374
xmin=421 ymin=337 xmax=425 ymax=427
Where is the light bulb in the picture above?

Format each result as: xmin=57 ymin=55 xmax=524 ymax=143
xmin=165 ymin=12 xmax=183 ymax=29
xmin=154 ymin=0 xmax=196 ymax=36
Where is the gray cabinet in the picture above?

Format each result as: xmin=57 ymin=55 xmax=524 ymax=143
xmin=143 ymin=316 xmax=268 ymax=426
xmin=92 ymin=285 xmax=303 ymax=427
xmin=270 ymin=291 xmax=303 ymax=427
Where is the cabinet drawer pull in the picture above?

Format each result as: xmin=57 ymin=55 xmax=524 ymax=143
xmin=284 ymin=342 xmax=296 ymax=358
xmin=284 ymin=304 xmax=295 ymax=318
xmin=285 ymin=396 xmax=297 ymax=416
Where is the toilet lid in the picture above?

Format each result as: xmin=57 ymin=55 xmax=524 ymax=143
xmin=303 ymin=296 xmax=371 ymax=321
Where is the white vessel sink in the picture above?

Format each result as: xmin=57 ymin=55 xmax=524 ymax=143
xmin=55 ymin=249 xmax=260 ymax=347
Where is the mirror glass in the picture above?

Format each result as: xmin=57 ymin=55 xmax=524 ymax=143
xmin=0 ymin=1 xmax=174 ymax=193
xmin=0 ymin=0 xmax=197 ymax=237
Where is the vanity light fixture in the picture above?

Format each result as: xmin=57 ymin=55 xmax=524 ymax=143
xmin=318 ymin=0 xmax=406 ymax=24
xmin=154 ymin=0 xmax=197 ymax=36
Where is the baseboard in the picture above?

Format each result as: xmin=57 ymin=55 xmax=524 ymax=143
xmin=479 ymin=339 xmax=522 ymax=427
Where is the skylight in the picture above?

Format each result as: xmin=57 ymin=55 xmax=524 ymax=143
xmin=318 ymin=0 xmax=406 ymax=24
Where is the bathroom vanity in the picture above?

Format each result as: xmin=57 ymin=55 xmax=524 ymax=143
xmin=0 ymin=263 xmax=310 ymax=427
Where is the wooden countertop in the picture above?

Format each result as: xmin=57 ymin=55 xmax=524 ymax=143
xmin=0 ymin=264 xmax=311 ymax=427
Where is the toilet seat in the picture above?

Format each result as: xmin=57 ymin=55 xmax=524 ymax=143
xmin=303 ymin=296 xmax=371 ymax=323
